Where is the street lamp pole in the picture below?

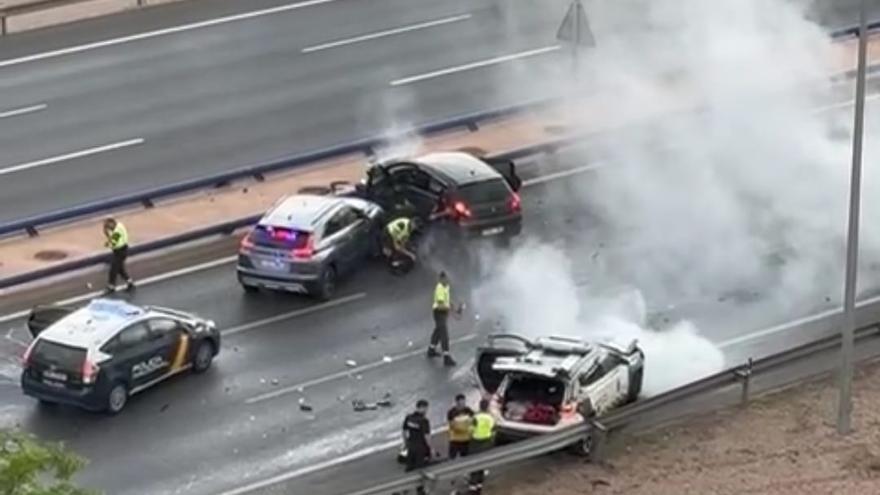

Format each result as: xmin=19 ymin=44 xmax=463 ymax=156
xmin=837 ymin=0 xmax=868 ymax=435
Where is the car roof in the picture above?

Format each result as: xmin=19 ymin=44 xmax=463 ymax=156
xmin=260 ymin=194 xmax=376 ymax=231
xmin=38 ymin=299 xmax=149 ymax=350
xmin=492 ymin=336 xmax=601 ymax=379
xmin=412 ymin=152 xmax=502 ymax=186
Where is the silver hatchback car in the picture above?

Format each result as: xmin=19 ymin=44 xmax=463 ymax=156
xmin=236 ymin=194 xmax=384 ymax=299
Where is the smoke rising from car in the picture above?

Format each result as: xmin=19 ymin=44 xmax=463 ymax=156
xmin=525 ymin=0 xmax=880 ymax=311
xmin=466 ymin=0 xmax=880 ymax=376
xmin=470 ymin=240 xmax=725 ymax=396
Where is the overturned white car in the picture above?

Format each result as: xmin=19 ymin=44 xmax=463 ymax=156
xmin=475 ymin=334 xmax=644 ymax=452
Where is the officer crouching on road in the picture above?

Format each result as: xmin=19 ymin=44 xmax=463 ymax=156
xmin=103 ymin=218 xmax=135 ymax=294
xmin=468 ymin=399 xmax=496 ymax=495
xmin=384 ymin=216 xmax=417 ymax=274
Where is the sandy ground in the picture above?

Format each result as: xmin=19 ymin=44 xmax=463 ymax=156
xmin=488 ymin=361 xmax=880 ymax=495
xmin=2 ymin=0 xmax=189 ymax=33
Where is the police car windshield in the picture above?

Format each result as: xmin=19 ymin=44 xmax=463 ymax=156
xmin=457 ymin=179 xmax=510 ymax=204
xmin=32 ymin=340 xmax=86 ymax=372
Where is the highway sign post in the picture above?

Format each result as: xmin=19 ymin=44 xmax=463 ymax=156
xmin=838 ymin=0 xmax=868 ymax=435
xmin=556 ymin=0 xmax=595 ymax=78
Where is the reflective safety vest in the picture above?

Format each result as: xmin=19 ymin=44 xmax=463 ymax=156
xmin=433 ymin=282 xmax=450 ymax=311
xmin=472 ymin=412 xmax=495 ymax=441
xmin=109 ymin=223 xmax=129 ymax=250
xmin=386 ymin=218 xmax=412 ymax=245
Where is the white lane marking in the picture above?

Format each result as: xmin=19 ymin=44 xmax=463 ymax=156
xmin=222 ymin=292 xmax=367 ymax=337
xmin=302 ymin=13 xmax=472 ymax=53
xmin=0 ymin=0 xmax=338 ymax=69
xmin=812 ymin=93 xmax=880 ymax=113
xmin=390 ymin=45 xmax=562 ymax=86
xmin=719 ymin=293 xmax=880 ymax=349
xmin=245 ymin=333 xmax=478 ymax=404
xmin=0 ymin=256 xmax=238 ymax=325
xmin=0 ymin=103 xmax=47 ymax=119
xmin=523 ymin=162 xmax=606 ymax=187
xmin=0 ymin=138 xmax=144 ymax=177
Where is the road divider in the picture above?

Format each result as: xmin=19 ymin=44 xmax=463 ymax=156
xmin=223 ymin=292 xmax=367 ymax=337
xmin=0 ymin=103 xmax=47 ymax=119
xmin=0 ymin=138 xmax=144 ymax=177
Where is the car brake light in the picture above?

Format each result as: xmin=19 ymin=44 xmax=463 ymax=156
xmin=292 ymin=236 xmax=314 ymax=259
xmin=452 ymin=201 xmax=472 ymax=219
xmin=82 ymin=359 xmax=99 ymax=385
xmin=509 ymin=192 xmax=521 ymax=212
xmin=239 ymin=235 xmax=254 ymax=252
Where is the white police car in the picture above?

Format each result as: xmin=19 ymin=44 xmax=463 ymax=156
xmin=21 ymin=299 xmax=220 ymax=414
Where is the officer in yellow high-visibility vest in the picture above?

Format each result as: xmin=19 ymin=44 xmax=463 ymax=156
xmin=468 ymin=399 xmax=496 ymax=494
xmin=427 ymin=271 xmax=456 ymax=366
xmin=103 ymin=218 xmax=135 ymax=294
xmin=384 ymin=216 xmax=416 ymax=272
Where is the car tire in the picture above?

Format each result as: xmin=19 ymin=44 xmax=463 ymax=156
xmin=106 ymin=382 xmax=128 ymax=415
xmin=241 ymin=283 xmax=258 ymax=294
xmin=571 ymin=431 xmax=593 ymax=458
xmin=37 ymin=399 xmax=56 ymax=408
xmin=193 ymin=341 xmax=215 ymax=373
xmin=313 ymin=265 xmax=337 ymax=301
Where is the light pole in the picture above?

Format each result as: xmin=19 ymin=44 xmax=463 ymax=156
xmin=837 ymin=0 xmax=868 ymax=435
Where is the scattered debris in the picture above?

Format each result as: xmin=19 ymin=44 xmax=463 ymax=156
xmin=355 ymin=375 xmax=363 ymax=380
xmin=297 ymin=387 xmax=304 ymax=393
xmin=159 ymin=404 xmax=169 ymax=413
xmin=298 ymin=397 xmax=314 ymax=412
xmin=249 ymin=415 xmax=256 ymax=421
xmin=271 ymin=379 xmax=279 ymax=386
xmin=260 ymin=378 xmax=266 ymax=384
xmin=407 ymin=341 xmax=414 ymax=348
xmin=353 ymin=400 xmax=378 ymax=412
xmin=346 ymin=360 xmax=357 ymax=368
xmin=382 ymin=356 xmax=393 ymax=363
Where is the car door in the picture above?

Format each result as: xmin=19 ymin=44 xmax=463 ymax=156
xmin=105 ymin=322 xmax=161 ymax=389
xmin=483 ymin=157 xmax=522 ymax=192
xmin=146 ymin=318 xmax=187 ymax=374
xmin=393 ymin=166 xmax=440 ymax=219
xmin=321 ymin=208 xmax=360 ymax=274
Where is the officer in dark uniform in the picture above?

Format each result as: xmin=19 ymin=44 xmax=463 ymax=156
xmin=402 ymin=399 xmax=433 ymax=473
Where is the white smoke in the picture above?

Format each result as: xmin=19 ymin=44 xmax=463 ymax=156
xmin=471 ymin=241 xmax=725 ymax=396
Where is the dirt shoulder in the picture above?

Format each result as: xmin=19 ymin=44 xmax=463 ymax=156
xmin=489 ymin=361 xmax=880 ymax=495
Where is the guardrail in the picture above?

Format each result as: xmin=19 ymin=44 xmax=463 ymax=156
xmin=349 ymin=309 xmax=880 ymax=495
xmin=0 ymin=0 xmax=149 ymax=35
xmin=0 ymin=20 xmax=877 ymax=240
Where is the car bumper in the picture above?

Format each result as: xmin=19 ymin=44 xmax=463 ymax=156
xmin=460 ymin=216 xmax=522 ymax=239
xmin=236 ymin=269 xmax=318 ymax=293
xmin=21 ymin=373 xmax=105 ymax=411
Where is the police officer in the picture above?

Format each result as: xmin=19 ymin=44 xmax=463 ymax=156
xmin=427 ymin=271 xmax=456 ymax=366
xmin=385 ymin=216 xmax=416 ymax=272
xmin=468 ymin=399 xmax=496 ymax=494
xmin=402 ymin=399 xmax=433 ymax=475
xmin=103 ymin=218 xmax=134 ymax=294
xmin=446 ymin=393 xmax=474 ymax=459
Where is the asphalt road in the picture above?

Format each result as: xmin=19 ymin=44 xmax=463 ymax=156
xmin=0 ymin=0 xmax=569 ymax=222
xmin=2 ymin=82 xmax=879 ymax=493
xmin=0 ymin=0 xmax=876 ymax=223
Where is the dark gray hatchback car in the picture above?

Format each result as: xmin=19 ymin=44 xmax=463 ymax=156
xmin=236 ymin=195 xmax=384 ymax=299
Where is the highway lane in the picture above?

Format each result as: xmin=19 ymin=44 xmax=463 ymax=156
xmin=0 ymin=0 xmax=568 ymax=222
xmin=0 ymin=0 xmax=873 ymax=222
xmin=2 ymin=103 xmax=879 ymax=495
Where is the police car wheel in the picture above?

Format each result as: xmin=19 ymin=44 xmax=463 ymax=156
xmin=193 ymin=342 xmax=215 ymax=373
xmin=313 ymin=265 xmax=336 ymax=301
xmin=106 ymin=382 xmax=128 ymax=414
xmin=571 ymin=432 xmax=593 ymax=458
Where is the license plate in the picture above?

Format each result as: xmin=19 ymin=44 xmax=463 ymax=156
xmin=260 ymin=259 xmax=286 ymax=271
xmin=42 ymin=370 xmax=67 ymax=382
xmin=482 ymin=226 xmax=504 ymax=237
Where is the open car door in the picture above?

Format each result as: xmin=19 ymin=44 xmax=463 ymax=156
xmin=484 ymin=157 xmax=522 ymax=192
xmin=27 ymin=304 xmax=76 ymax=339
xmin=474 ymin=334 xmax=531 ymax=394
